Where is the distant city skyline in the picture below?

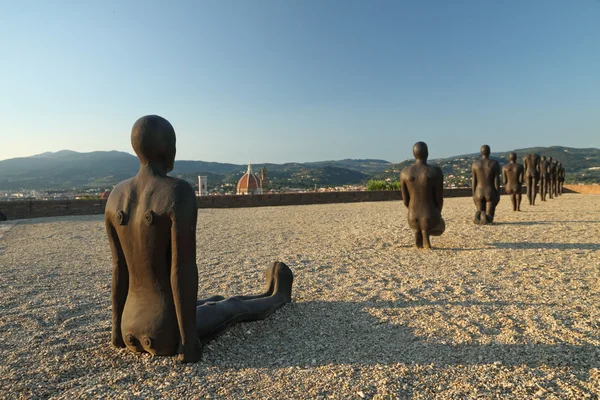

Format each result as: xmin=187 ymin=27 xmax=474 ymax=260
xmin=1 ymin=1 xmax=599 ymax=163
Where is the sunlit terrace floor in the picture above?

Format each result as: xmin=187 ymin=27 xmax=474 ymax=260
xmin=0 ymin=194 xmax=599 ymax=399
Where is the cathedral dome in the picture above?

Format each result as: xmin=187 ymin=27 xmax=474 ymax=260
xmin=236 ymin=164 xmax=262 ymax=194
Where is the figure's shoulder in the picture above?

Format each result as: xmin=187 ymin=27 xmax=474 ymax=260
xmin=166 ymin=177 xmax=196 ymax=198
xmin=400 ymin=165 xmax=413 ymax=178
xmin=162 ymin=178 xmax=197 ymax=217
xmin=430 ymin=165 xmax=443 ymax=176
xmin=106 ymin=178 xmax=134 ymax=213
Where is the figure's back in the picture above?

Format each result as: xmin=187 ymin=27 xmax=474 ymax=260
xmin=540 ymin=160 xmax=550 ymax=177
xmin=401 ymin=164 xmax=442 ymax=219
xmin=105 ymin=175 xmax=194 ymax=355
xmin=503 ymin=163 xmax=523 ymax=190
xmin=473 ymin=159 xmax=499 ymax=193
xmin=524 ymin=154 xmax=539 ymax=177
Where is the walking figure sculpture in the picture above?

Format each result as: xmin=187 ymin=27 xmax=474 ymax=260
xmin=522 ymin=153 xmax=540 ymax=205
xmin=539 ymin=156 xmax=550 ymax=201
xmin=105 ymin=115 xmax=293 ymax=363
xmin=548 ymin=157 xmax=557 ymax=199
xmin=502 ymin=152 xmax=524 ymax=211
xmin=472 ymin=145 xmax=500 ymax=224
xmin=400 ymin=142 xmax=445 ymax=249
xmin=557 ymin=162 xmax=565 ymax=195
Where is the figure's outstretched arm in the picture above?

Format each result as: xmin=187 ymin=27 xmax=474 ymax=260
xmin=105 ymin=215 xmax=128 ymax=348
xmin=170 ymin=183 xmax=201 ymax=363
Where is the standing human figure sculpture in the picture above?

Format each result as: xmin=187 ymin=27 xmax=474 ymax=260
xmin=105 ymin=115 xmax=293 ymax=363
xmin=471 ymin=145 xmax=501 ymax=224
xmin=400 ymin=142 xmax=445 ymax=249
xmin=548 ymin=157 xmax=556 ymax=199
xmin=557 ymin=162 xmax=565 ymax=195
xmin=539 ymin=156 xmax=550 ymax=201
xmin=502 ymin=152 xmax=524 ymax=211
xmin=522 ymin=153 xmax=540 ymax=205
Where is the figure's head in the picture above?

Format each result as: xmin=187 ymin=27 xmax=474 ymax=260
xmin=509 ymin=152 xmax=517 ymax=162
xmin=480 ymin=145 xmax=491 ymax=157
xmin=412 ymin=141 xmax=428 ymax=161
xmin=541 ymin=156 xmax=546 ymax=161
xmin=548 ymin=156 xmax=553 ymax=162
xmin=131 ymin=115 xmax=176 ymax=172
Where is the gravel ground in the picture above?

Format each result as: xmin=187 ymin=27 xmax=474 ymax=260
xmin=0 ymin=194 xmax=599 ymax=399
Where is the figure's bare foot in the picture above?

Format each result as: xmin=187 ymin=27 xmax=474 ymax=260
xmin=272 ymin=261 xmax=293 ymax=302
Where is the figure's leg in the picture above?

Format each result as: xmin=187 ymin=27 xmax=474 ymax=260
xmin=197 ymin=295 xmax=226 ymax=306
xmin=430 ymin=218 xmax=446 ymax=236
xmin=516 ymin=193 xmax=522 ymax=211
xmin=533 ymin=179 xmax=538 ymax=204
xmin=540 ymin=179 xmax=545 ymax=201
xmin=474 ymin=197 xmax=486 ymax=224
xmin=422 ymin=230 xmax=431 ymax=249
xmin=549 ymin=180 xmax=553 ymax=199
xmin=414 ymin=230 xmax=423 ymax=248
xmin=526 ymin=177 xmax=533 ymax=205
xmin=486 ymin=200 xmax=496 ymax=223
xmin=510 ymin=194 xmax=517 ymax=211
xmin=196 ymin=262 xmax=293 ymax=342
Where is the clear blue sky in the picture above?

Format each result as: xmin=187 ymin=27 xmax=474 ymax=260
xmin=1 ymin=0 xmax=599 ymax=163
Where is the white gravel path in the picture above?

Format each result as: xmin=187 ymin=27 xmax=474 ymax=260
xmin=0 ymin=194 xmax=599 ymax=399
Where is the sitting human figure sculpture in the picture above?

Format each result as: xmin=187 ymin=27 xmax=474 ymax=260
xmin=104 ymin=115 xmax=293 ymax=363
xmin=400 ymin=142 xmax=445 ymax=249
xmin=502 ymin=152 xmax=524 ymax=211
xmin=471 ymin=145 xmax=500 ymax=224
xmin=539 ymin=156 xmax=550 ymax=201
xmin=522 ymin=153 xmax=540 ymax=205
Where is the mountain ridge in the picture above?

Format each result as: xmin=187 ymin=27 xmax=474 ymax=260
xmin=1 ymin=146 xmax=598 ymax=191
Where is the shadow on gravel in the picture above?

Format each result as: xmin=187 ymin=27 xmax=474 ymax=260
xmin=226 ymin=300 xmax=599 ymax=372
xmin=488 ymin=242 xmax=600 ymax=250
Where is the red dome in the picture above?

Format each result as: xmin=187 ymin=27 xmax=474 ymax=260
xmin=236 ymin=164 xmax=262 ymax=194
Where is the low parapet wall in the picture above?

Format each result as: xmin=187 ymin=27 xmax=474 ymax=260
xmin=563 ymin=185 xmax=600 ymax=195
xmin=0 ymin=185 xmax=594 ymax=221
xmin=0 ymin=199 xmax=106 ymax=221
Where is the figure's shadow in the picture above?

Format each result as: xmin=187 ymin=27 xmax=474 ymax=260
xmin=215 ymin=300 xmax=599 ymax=372
xmin=488 ymin=242 xmax=599 ymax=250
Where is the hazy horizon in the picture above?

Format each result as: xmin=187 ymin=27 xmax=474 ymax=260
xmin=1 ymin=1 xmax=599 ymax=163
xmin=2 ymin=144 xmax=597 ymax=165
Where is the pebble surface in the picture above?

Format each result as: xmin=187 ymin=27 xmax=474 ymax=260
xmin=0 ymin=194 xmax=599 ymax=399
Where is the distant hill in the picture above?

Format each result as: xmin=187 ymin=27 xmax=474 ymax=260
xmin=0 ymin=151 xmax=388 ymax=191
xmin=1 ymin=146 xmax=598 ymax=191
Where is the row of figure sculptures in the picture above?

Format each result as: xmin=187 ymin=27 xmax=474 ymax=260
xmin=400 ymin=142 xmax=566 ymax=248
xmin=105 ymin=116 xmax=566 ymax=362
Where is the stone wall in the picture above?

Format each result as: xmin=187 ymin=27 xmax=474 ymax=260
xmin=563 ymin=185 xmax=600 ymax=195
xmin=0 ymin=185 xmax=595 ymax=221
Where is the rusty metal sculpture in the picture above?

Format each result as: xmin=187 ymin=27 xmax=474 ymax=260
xmin=502 ymin=152 xmax=524 ymax=211
xmin=105 ymin=115 xmax=293 ymax=363
xmin=472 ymin=145 xmax=500 ymax=224
xmin=400 ymin=142 xmax=445 ymax=249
